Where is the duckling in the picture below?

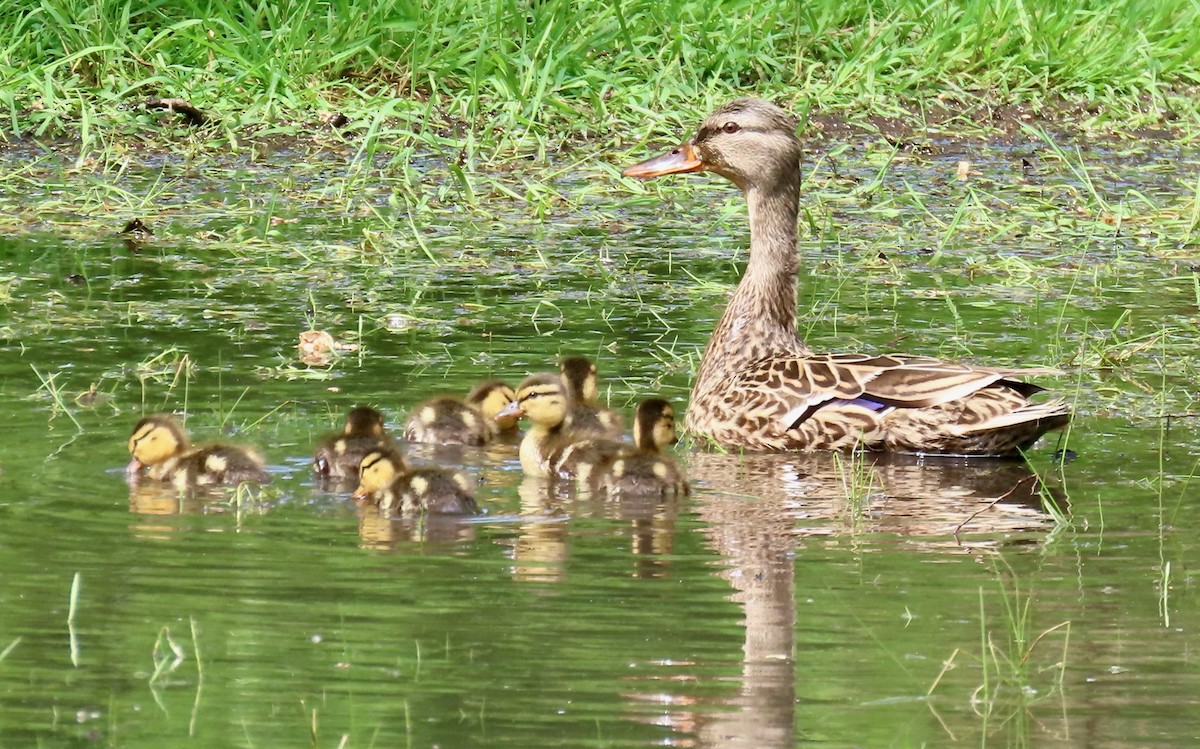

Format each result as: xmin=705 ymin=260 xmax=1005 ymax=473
xmin=496 ymin=373 xmax=587 ymax=478
xmin=127 ymin=414 xmax=271 ymax=490
xmin=352 ymin=447 xmax=479 ymax=515
xmin=466 ymin=379 xmax=519 ymax=434
xmin=559 ymin=356 xmax=624 ymax=439
xmin=404 ymin=380 xmax=517 ymax=446
xmin=312 ymin=406 xmax=392 ymax=479
xmin=594 ymin=399 xmax=690 ymax=497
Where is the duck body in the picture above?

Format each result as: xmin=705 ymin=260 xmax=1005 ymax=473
xmin=353 ymin=448 xmax=479 ymax=516
xmin=405 ymin=380 xmax=517 ymax=446
xmin=497 ymin=373 xmax=588 ymax=478
xmin=559 ymin=356 xmax=624 ymax=439
xmin=127 ymin=415 xmax=271 ymax=490
xmin=625 ymin=98 xmax=1070 ymax=456
xmin=593 ymin=398 xmax=690 ymax=497
xmin=313 ymin=406 xmax=392 ymax=479
xmin=405 ymin=397 xmax=489 ymax=445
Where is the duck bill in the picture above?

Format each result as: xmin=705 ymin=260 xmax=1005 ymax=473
xmin=351 ymin=485 xmax=368 ymax=500
xmin=125 ymin=458 xmax=144 ymax=477
xmin=623 ymin=142 xmax=703 ymax=179
xmin=495 ymin=400 xmax=525 ymax=420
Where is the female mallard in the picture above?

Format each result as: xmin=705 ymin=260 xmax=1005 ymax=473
xmin=404 ymin=380 xmax=517 ymax=445
xmin=313 ymin=406 xmax=392 ymax=479
xmin=352 ymin=447 xmax=479 ymax=515
xmin=559 ymin=356 xmax=624 ymax=439
xmin=624 ymin=98 xmax=1070 ymax=455
xmin=495 ymin=373 xmax=591 ymax=478
xmin=127 ymin=414 xmax=271 ymax=489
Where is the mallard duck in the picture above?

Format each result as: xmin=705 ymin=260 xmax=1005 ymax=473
xmin=624 ymin=98 xmax=1070 ymax=455
xmin=126 ymin=414 xmax=271 ymax=489
xmin=595 ymin=398 xmax=690 ymax=497
xmin=495 ymin=373 xmax=588 ymax=478
xmin=352 ymin=447 xmax=479 ymax=515
xmin=405 ymin=380 xmax=517 ymax=445
xmin=559 ymin=356 xmax=624 ymax=439
xmin=312 ymin=406 xmax=392 ymax=479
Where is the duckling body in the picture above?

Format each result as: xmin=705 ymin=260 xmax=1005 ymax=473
xmin=497 ymin=373 xmax=587 ymax=478
xmin=127 ymin=415 xmax=270 ymax=490
xmin=353 ymin=448 xmax=479 ymax=516
xmin=405 ymin=380 xmax=517 ymax=446
xmin=559 ymin=356 xmax=624 ymax=439
xmin=313 ymin=406 xmax=392 ymax=479
xmin=593 ymin=399 xmax=690 ymax=497
xmin=624 ymin=99 xmax=1070 ymax=455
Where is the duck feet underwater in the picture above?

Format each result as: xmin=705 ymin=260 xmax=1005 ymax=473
xmin=127 ymin=414 xmax=271 ymax=490
xmin=624 ymin=98 xmax=1070 ymax=456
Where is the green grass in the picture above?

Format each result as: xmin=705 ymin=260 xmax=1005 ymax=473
xmin=2 ymin=0 xmax=1200 ymax=157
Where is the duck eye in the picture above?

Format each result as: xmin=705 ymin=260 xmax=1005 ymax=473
xmin=721 ymin=121 xmax=740 ymax=134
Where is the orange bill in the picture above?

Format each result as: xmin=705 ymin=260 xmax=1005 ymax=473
xmin=623 ymin=142 xmax=703 ymax=178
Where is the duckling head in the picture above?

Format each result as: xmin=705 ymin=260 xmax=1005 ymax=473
xmin=623 ymin=98 xmax=802 ymax=194
xmin=127 ymin=415 xmax=188 ymax=471
xmin=634 ymin=398 xmax=678 ymax=451
xmin=344 ymin=406 xmax=386 ymax=437
xmin=559 ymin=356 xmax=598 ymax=404
xmin=467 ymin=380 xmax=519 ymax=432
xmin=353 ymin=448 xmax=407 ymax=499
xmin=497 ymin=373 xmax=568 ymax=429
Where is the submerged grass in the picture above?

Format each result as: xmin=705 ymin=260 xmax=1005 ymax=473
xmin=2 ymin=0 xmax=1200 ymax=158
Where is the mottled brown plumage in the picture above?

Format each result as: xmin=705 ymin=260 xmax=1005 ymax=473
xmin=624 ymin=98 xmax=1070 ymax=455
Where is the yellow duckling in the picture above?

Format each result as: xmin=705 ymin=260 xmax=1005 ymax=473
xmin=559 ymin=356 xmax=624 ymax=439
xmin=352 ymin=447 xmax=479 ymax=515
xmin=404 ymin=380 xmax=517 ymax=445
xmin=594 ymin=399 xmax=690 ymax=497
xmin=467 ymin=379 xmax=519 ymax=434
xmin=312 ymin=406 xmax=392 ymax=479
xmin=495 ymin=373 xmax=587 ymax=478
xmin=126 ymin=414 xmax=271 ymax=490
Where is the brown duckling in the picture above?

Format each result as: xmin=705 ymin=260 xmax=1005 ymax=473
xmin=405 ymin=380 xmax=517 ymax=445
xmin=559 ymin=355 xmax=624 ymax=439
xmin=127 ymin=414 xmax=271 ymax=490
xmin=312 ymin=406 xmax=392 ymax=479
xmin=352 ymin=447 xmax=479 ymax=515
xmin=594 ymin=398 xmax=690 ymax=497
xmin=495 ymin=373 xmax=590 ymax=478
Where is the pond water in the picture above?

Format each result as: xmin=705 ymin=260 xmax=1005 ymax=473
xmin=1 ymin=133 xmax=1199 ymax=747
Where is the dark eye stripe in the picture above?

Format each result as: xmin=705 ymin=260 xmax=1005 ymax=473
xmin=360 ymin=453 xmax=387 ymax=471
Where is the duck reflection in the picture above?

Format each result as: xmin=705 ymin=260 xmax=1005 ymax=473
xmin=623 ymin=451 xmax=1059 ymax=748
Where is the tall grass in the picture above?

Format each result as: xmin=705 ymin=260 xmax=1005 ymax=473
xmin=2 ymin=0 xmax=1199 ymax=148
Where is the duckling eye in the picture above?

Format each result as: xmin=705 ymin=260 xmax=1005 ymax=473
xmin=721 ymin=121 xmax=740 ymax=134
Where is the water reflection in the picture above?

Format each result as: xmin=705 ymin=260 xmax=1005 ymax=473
xmin=682 ymin=452 xmax=1056 ymax=748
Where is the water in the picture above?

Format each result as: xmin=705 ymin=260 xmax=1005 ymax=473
xmin=1 ymin=137 xmax=1199 ymax=747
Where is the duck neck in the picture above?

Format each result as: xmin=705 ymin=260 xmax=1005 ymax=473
xmin=695 ymin=177 xmax=809 ymax=392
